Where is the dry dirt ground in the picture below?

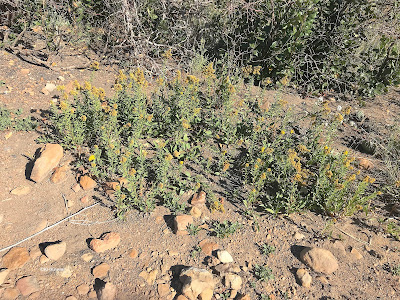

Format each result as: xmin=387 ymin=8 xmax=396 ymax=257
xmin=1 ymin=50 xmax=400 ymax=300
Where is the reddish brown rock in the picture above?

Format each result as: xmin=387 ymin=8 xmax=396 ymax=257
xmin=30 ymin=144 xmax=63 ymax=183
xmin=358 ymin=158 xmax=374 ymax=170
xmin=50 ymin=165 xmax=69 ymax=183
xmin=191 ymin=191 xmax=206 ymax=206
xmin=71 ymin=183 xmax=81 ymax=192
xmin=300 ymin=247 xmax=338 ymax=274
xmin=199 ymin=240 xmax=219 ymax=256
xmin=128 ymin=249 xmax=138 ymax=258
xmin=44 ymin=241 xmax=66 ymax=260
xmin=16 ymin=276 xmax=40 ymax=296
xmin=89 ymin=232 xmax=120 ymax=253
xmin=174 ymin=215 xmax=194 ymax=235
xmin=76 ymin=284 xmax=90 ymax=295
xmin=80 ymin=175 xmax=97 ymax=190
xmin=104 ymin=182 xmax=119 ymax=191
xmin=2 ymin=247 xmax=30 ymax=270
xmin=92 ymin=262 xmax=110 ymax=278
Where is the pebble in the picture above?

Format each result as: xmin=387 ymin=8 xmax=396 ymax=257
xmin=30 ymin=144 xmax=63 ymax=183
xmin=293 ymin=232 xmax=305 ymax=240
xmin=300 ymin=247 xmax=338 ymax=274
xmin=57 ymin=265 xmax=73 ymax=278
xmin=0 ymin=269 xmax=10 ymax=285
xmin=90 ymin=232 xmax=120 ymax=253
xmin=199 ymin=240 xmax=219 ymax=256
xmin=139 ymin=269 xmax=158 ymax=285
xmin=20 ymin=68 xmax=30 ymax=75
xmin=72 ymin=183 xmax=81 ymax=192
xmin=190 ymin=206 xmax=202 ymax=218
xmin=65 ymin=296 xmax=77 ymax=300
xmin=80 ymin=175 xmax=97 ymax=190
xmin=174 ymin=215 xmax=194 ymax=235
xmin=224 ymin=274 xmax=242 ymax=290
xmin=296 ymin=268 xmax=312 ymax=288
xmin=80 ymin=195 xmax=90 ymax=204
xmin=217 ymin=250 xmax=233 ymax=264
xmin=191 ymin=191 xmax=206 ymax=206
xmin=358 ymin=158 xmax=374 ymax=170
xmin=16 ymin=276 xmax=40 ymax=296
xmin=350 ymin=247 xmax=363 ymax=260
xmin=180 ymin=267 xmax=215 ymax=300
xmin=50 ymin=165 xmax=69 ymax=183
xmin=44 ymin=241 xmax=66 ymax=260
xmin=76 ymin=284 xmax=90 ymax=295
xmin=2 ymin=247 xmax=30 ymax=270
xmin=39 ymin=255 xmax=49 ymax=264
xmin=128 ymin=249 xmax=138 ymax=258
xmin=44 ymin=83 xmax=57 ymax=93
xmin=10 ymin=186 xmax=31 ymax=195
xmin=92 ymin=263 xmax=110 ymax=278
xmin=97 ymin=282 xmax=117 ymax=300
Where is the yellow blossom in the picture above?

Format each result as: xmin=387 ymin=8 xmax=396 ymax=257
xmin=223 ymin=162 xmax=230 ymax=172
xmin=81 ymin=115 xmax=87 ymax=121
xmin=88 ymin=155 xmax=95 ymax=162
xmin=165 ymin=154 xmax=173 ymax=161
xmin=162 ymin=49 xmax=172 ymax=59
xmin=60 ymin=101 xmax=68 ymax=110
xmin=260 ymin=172 xmax=266 ymax=180
xmin=281 ymin=130 xmax=286 ymax=135
xmin=129 ymin=168 xmax=137 ymax=176
xmin=120 ymin=156 xmax=127 ymax=163
xmin=147 ymin=114 xmax=153 ymax=122
xmin=173 ymin=150 xmax=180 ymax=158
xmin=84 ymin=81 xmax=92 ymax=90
xmin=90 ymin=61 xmax=100 ymax=70
xmin=344 ymin=106 xmax=351 ymax=115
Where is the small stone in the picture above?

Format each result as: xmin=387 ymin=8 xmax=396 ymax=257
xmin=217 ymin=250 xmax=233 ymax=264
xmin=104 ymin=181 xmax=119 ymax=191
xmin=76 ymin=284 xmax=90 ymax=295
xmin=92 ymin=263 xmax=110 ymax=278
xmin=30 ymin=144 xmax=64 ymax=183
xmin=57 ymin=265 xmax=73 ymax=278
xmin=190 ymin=207 xmax=202 ymax=218
xmin=300 ymin=247 xmax=338 ymax=274
xmin=174 ymin=215 xmax=194 ymax=235
xmin=44 ymin=241 xmax=66 ymax=260
xmin=139 ymin=269 xmax=158 ymax=285
xmin=39 ymin=255 xmax=49 ymax=264
xmin=81 ymin=253 xmax=93 ymax=262
xmin=358 ymin=158 xmax=374 ymax=170
xmin=350 ymin=247 xmax=363 ymax=260
xmin=72 ymin=183 xmax=81 ymax=192
xmin=199 ymin=240 xmax=219 ymax=256
xmin=224 ymin=274 xmax=242 ymax=290
xmin=293 ymin=232 xmax=305 ymax=240
xmin=20 ymin=69 xmax=30 ymax=75
xmin=296 ymin=268 xmax=312 ymax=288
xmin=89 ymin=232 xmax=120 ymax=253
xmin=229 ymin=290 xmax=238 ymax=299
xmin=58 ymin=76 xmax=65 ymax=81
xmin=180 ymin=267 xmax=215 ymax=300
xmin=191 ymin=191 xmax=206 ymax=206
xmin=67 ymin=199 xmax=74 ymax=208
xmin=16 ymin=276 xmax=40 ymax=296
xmin=3 ymin=288 xmax=19 ymax=300
xmin=80 ymin=195 xmax=89 ymax=204
xmin=97 ymin=282 xmax=117 ymax=300
xmin=50 ymin=165 xmax=69 ymax=183
xmin=158 ymin=283 xmax=170 ymax=297
xmin=0 ymin=269 xmax=10 ymax=285
xmin=44 ymin=83 xmax=57 ymax=93
xmin=128 ymin=249 xmax=138 ymax=258
xmin=10 ymin=186 xmax=31 ymax=195
xmin=214 ymin=263 xmax=240 ymax=275
xmin=2 ymin=247 xmax=30 ymax=270
xmin=80 ymin=175 xmax=97 ymax=190
xmin=65 ymin=296 xmax=77 ymax=300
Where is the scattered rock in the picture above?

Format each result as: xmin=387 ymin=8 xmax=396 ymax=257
xmin=104 ymin=181 xmax=119 ymax=191
xmin=174 ymin=215 xmax=194 ymax=235
xmin=80 ymin=195 xmax=90 ymax=204
xmin=44 ymin=83 xmax=57 ymax=93
xmin=57 ymin=265 xmax=73 ymax=278
xmin=3 ymin=288 xmax=19 ymax=300
xmin=191 ymin=191 xmax=206 ymax=206
xmin=217 ymin=250 xmax=233 ymax=264
xmin=205 ymin=256 xmax=221 ymax=268
xmin=65 ymin=296 xmax=77 ymax=300
xmin=97 ymin=282 xmax=117 ymax=300
xmin=358 ymin=158 xmax=374 ymax=170
xmin=331 ymin=240 xmax=346 ymax=257
xmin=30 ymin=144 xmax=64 ymax=183
xmin=300 ymin=247 xmax=338 ymax=274
xmin=190 ymin=207 xmax=202 ymax=219
xmin=58 ymin=76 xmax=65 ymax=81
xmin=89 ymin=232 xmax=120 ymax=253
xmin=350 ymin=247 xmax=363 ymax=260
xmin=214 ymin=263 xmax=241 ymax=275
xmin=72 ymin=183 xmax=81 ymax=192
xmin=80 ymin=175 xmax=97 ymax=190
xmin=81 ymin=253 xmax=93 ymax=262
xmin=180 ymin=267 xmax=215 ymax=300
xmin=139 ymin=269 xmax=158 ymax=285
xmin=296 ymin=268 xmax=312 ymax=288
xmin=39 ymin=255 xmax=49 ymax=264
xmin=10 ymin=186 xmax=31 ymax=195
xmin=16 ymin=276 xmax=40 ymax=296
xmin=293 ymin=232 xmax=305 ymax=240
xmin=199 ymin=240 xmax=219 ymax=256
xmin=0 ymin=269 xmax=10 ymax=285
xmin=158 ymin=283 xmax=170 ymax=297
xmin=176 ymin=296 xmax=189 ymax=300
xmin=92 ymin=263 xmax=110 ymax=278
xmin=44 ymin=241 xmax=66 ymax=260
xmin=128 ymin=249 xmax=138 ymax=258
xmin=76 ymin=284 xmax=90 ymax=295
xmin=2 ymin=247 xmax=30 ymax=270
xmin=50 ymin=165 xmax=69 ymax=183
xmin=224 ymin=274 xmax=242 ymax=290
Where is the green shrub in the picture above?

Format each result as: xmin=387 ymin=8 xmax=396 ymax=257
xmin=0 ymin=106 xmax=36 ymax=131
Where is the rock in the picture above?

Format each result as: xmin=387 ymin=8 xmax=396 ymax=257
xmin=58 ymin=76 xmax=65 ymax=81
xmin=199 ymin=288 xmax=213 ymax=300
xmin=217 ymin=250 xmax=233 ymax=264
xmin=44 ymin=83 xmax=57 ymax=93
xmin=57 ymin=265 xmax=73 ymax=278
xmin=89 ymin=232 xmax=120 ymax=253
xmin=199 ymin=240 xmax=219 ymax=256
xmin=205 ymin=256 xmax=220 ymax=268
xmin=50 ymin=165 xmax=69 ymax=183
xmin=65 ymin=296 xmax=77 ymax=300
xmin=30 ymin=144 xmax=64 ymax=183
xmin=80 ymin=175 xmax=97 ymax=190
xmin=92 ymin=263 xmax=110 ymax=278
xmin=39 ymin=255 xmax=49 ymax=264
xmin=176 ymin=296 xmax=189 ymax=300
xmin=0 ymin=269 xmax=10 ymax=285
xmin=174 ymin=215 xmax=194 ymax=235
xmin=358 ymin=158 xmax=374 ymax=170
xmin=214 ymin=263 xmax=241 ymax=275
xmin=350 ymin=247 xmax=363 ymax=260
xmin=20 ymin=69 xmax=30 ymax=75
xmin=97 ymin=282 xmax=117 ymax=300
xmin=76 ymin=284 xmax=90 ymax=295
xmin=29 ymin=249 xmax=42 ymax=260
xmin=180 ymin=267 xmax=215 ymax=300
xmin=296 ymin=268 xmax=312 ymax=288
xmin=128 ymin=249 xmax=138 ymax=258
xmin=300 ymin=247 xmax=338 ymax=274
xmin=81 ymin=253 xmax=93 ymax=262
xmin=2 ymin=247 xmax=30 ymax=270
xmin=158 ymin=283 xmax=170 ymax=297
xmin=10 ymin=186 xmax=31 ymax=195
xmin=191 ymin=191 xmax=206 ymax=206
xmin=3 ymin=288 xmax=19 ymax=300
xmin=104 ymin=182 xmax=119 ymax=191
xmin=190 ymin=207 xmax=202 ymax=218
xmin=237 ymin=295 xmax=251 ymax=300
xmin=16 ymin=276 xmax=40 ymax=296
xmin=72 ymin=183 xmax=81 ymax=192
xmin=80 ymin=195 xmax=90 ymax=204
xmin=139 ymin=269 xmax=158 ymax=285
xmin=44 ymin=241 xmax=66 ymax=260
xmin=224 ymin=274 xmax=242 ymax=290
xmin=293 ymin=232 xmax=305 ymax=240
xmin=28 ymin=291 xmax=41 ymax=299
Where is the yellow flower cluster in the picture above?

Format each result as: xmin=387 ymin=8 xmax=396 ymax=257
xmin=186 ymin=75 xmax=200 ymax=85
xmin=203 ymin=63 xmax=216 ymax=79
xmin=129 ymin=68 xmax=148 ymax=87
xmin=162 ymin=49 xmax=172 ymax=59
xmin=288 ymin=149 xmax=309 ymax=185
